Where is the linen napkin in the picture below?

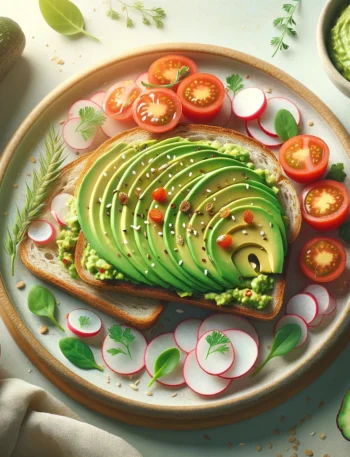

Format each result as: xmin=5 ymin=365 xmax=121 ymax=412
xmin=0 ymin=377 xmax=142 ymax=457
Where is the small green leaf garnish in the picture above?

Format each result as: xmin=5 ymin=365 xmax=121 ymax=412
xmin=75 ymin=107 xmax=106 ymax=141
xmin=59 ymin=337 xmax=103 ymax=371
xmin=271 ymin=0 xmax=300 ymax=57
xmin=28 ymin=285 xmax=65 ymax=332
xmin=252 ymin=324 xmax=301 ymax=376
xmin=205 ymin=331 xmax=230 ymax=360
xmin=107 ymin=325 xmax=135 ymax=359
xmin=225 ymin=73 xmax=244 ymax=96
xmin=148 ymin=347 xmax=180 ymax=387
xmin=106 ymin=8 xmax=120 ymax=20
xmin=79 ymin=316 xmax=90 ymax=328
xmin=106 ymin=1 xmax=166 ymax=29
xmin=325 ymin=163 xmax=347 ymax=182
xmin=141 ymin=65 xmax=190 ymax=89
xmin=274 ymin=109 xmax=299 ymax=141
xmin=339 ymin=221 xmax=350 ymax=244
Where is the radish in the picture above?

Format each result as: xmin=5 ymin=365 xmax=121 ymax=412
xmin=67 ymin=308 xmax=102 ymax=337
xmin=102 ymin=325 xmax=146 ymax=375
xmin=101 ymin=117 xmax=137 ymax=138
xmin=219 ymin=330 xmax=258 ymax=379
xmin=308 ymin=314 xmax=324 ymax=328
xmin=174 ymin=318 xmax=202 ymax=353
xmin=50 ymin=193 xmax=73 ymax=226
xmin=323 ymin=295 xmax=337 ymax=315
xmin=135 ymin=72 xmax=149 ymax=90
xmin=274 ymin=314 xmax=308 ymax=348
xmin=28 ymin=220 xmax=55 ymax=245
xmin=63 ymin=117 xmax=96 ymax=150
xmin=245 ymin=119 xmax=283 ymax=148
xmin=145 ymin=333 xmax=186 ymax=387
xmin=183 ymin=350 xmax=232 ymax=396
xmin=180 ymin=92 xmax=232 ymax=127
xmin=196 ymin=331 xmax=234 ymax=376
xmin=286 ymin=293 xmax=318 ymax=325
xmin=259 ymin=97 xmax=300 ymax=137
xmin=232 ymin=87 xmax=267 ymax=121
xmin=198 ymin=313 xmax=259 ymax=346
xmin=68 ymin=99 xmax=101 ymax=118
xmin=303 ymin=284 xmax=330 ymax=315
xmin=89 ymin=92 xmax=106 ymax=108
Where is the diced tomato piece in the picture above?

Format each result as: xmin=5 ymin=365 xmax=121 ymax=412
xmin=216 ymin=234 xmax=233 ymax=249
xmin=152 ymin=187 xmax=167 ymax=203
xmin=243 ymin=210 xmax=254 ymax=224
xmin=149 ymin=209 xmax=164 ymax=224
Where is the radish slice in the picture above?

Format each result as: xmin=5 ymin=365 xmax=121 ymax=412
xmin=89 ymin=92 xmax=106 ymax=108
xmin=50 ymin=193 xmax=73 ymax=226
xmin=145 ymin=333 xmax=186 ymax=387
xmin=183 ymin=350 xmax=232 ymax=396
xmin=28 ymin=220 xmax=55 ymax=245
xmin=274 ymin=314 xmax=308 ymax=348
xmin=232 ymin=88 xmax=267 ymax=121
xmin=135 ymin=72 xmax=149 ymax=91
xmin=198 ymin=313 xmax=259 ymax=346
xmin=258 ymin=97 xmax=300 ymax=137
xmin=67 ymin=308 xmax=102 ymax=337
xmin=219 ymin=330 xmax=258 ymax=379
xmin=303 ymin=284 xmax=330 ymax=315
xmin=68 ymin=99 xmax=101 ymax=118
xmin=180 ymin=93 xmax=232 ymax=127
xmin=63 ymin=117 xmax=96 ymax=150
xmin=308 ymin=314 xmax=324 ymax=328
xmin=323 ymin=295 xmax=337 ymax=315
xmin=174 ymin=318 xmax=202 ymax=353
xmin=102 ymin=325 xmax=146 ymax=375
xmin=286 ymin=293 xmax=318 ymax=325
xmin=196 ymin=331 xmax=234 ymax=375
xmin=101 ymin=117 xmax=137 ymax=138
xmin=245 ymin=119 xmax=283 ymax=148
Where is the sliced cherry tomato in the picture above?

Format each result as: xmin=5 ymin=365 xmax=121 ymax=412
xmin=103 ymin=81 xmax=141 ymax=121
xmin=148 ymin=55 xmax=198 ymax=90
xmin=216 ymin=234 xmax=233 ymax=249
xmin=132 ymin=88 xmax=182 ymax=133
xmin=279 ymin=135 xmax=330 ymax=183
xmin=299 ymin=236 xmax=346 ymax=282
xmin=149 ymin=209 xmax=164 ymax=224
xmin=177 ymin=73 xmax=225 ymax=122
xmin=301 ymin=180 xmax=349 ymax=231
xmin=152 ymin=187 xmax=167 ymax=203
xmin=243 ymin=210 xmax=254 ymax=224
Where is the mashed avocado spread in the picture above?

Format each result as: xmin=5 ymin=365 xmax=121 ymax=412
xmin=330 ymin=5 xmax=350 ymax=81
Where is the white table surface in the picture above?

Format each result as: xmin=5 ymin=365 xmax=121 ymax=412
xmin=0 ymin=0 xmax=349 ymax=456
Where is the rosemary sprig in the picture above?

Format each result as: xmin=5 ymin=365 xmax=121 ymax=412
xmin=271 ymin=0 xmax=300 ymax=57
xmin=4 ymin=127 xmax=66 ymax=275
xmin=106 ymin=0 xmax=166 ymax=28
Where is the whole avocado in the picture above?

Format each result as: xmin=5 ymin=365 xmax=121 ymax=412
xmin=0 ymin=17 xmax=25 ymax=83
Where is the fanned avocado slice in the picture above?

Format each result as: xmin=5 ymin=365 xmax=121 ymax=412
xmin=337 ymin=390 xmax=350 ymax=441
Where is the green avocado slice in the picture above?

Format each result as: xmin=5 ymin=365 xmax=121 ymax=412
xmin=337 ymin=390 xmax=350 ymax=441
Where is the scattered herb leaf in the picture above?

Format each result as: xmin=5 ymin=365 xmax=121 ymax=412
xmin=142 ymin=65 xmax=189 ymax=89
xmin=252 ymin=324 xmax=301 ymax=376
xmin=75 ymin=106 xmax=106 ymax=141
xmin=28 ymin=285 xmax=65 ymax=332
xmin=107 ymin=0 xmax=166 ymax=28
xmin=274 ymin=109 xmax=299 ymax=141
xmin=106 ymin=8 xmax=120 ymax=20
xmin=226 ymin=73 xmax=244 ymax=96
xmin=205 ymin=331 xmax=230 ymax=359
xmin=107 ymin=325 xmax=135 ymax=359
xmin=325 ymin=163 xmax=347 ymax=182
xmin=148 ymin=347 xmax=180 ymax=387
xmin=79 ymin=315 xmax=90 ymax=328
xmin=59 ymin=337 xmax=103 ymax=371
xmin=271 ymin=0 xmax=300 ymax=57
xmin=339 ymin=221 xmax=350 ymax=244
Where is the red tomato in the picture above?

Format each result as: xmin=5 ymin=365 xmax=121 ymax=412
xmin=152 ymin=187 xmax=167 ymax=203
xmin=177 ymin=73 xmax=225 ymax=122
xmin=299 ymin=237 xmax=346 ymax=282
xmin=216 ymin=234 xmax=233 ymax=249
xmin=103 ymin=81 xmax=141 ymax=121
xmin=132 ymin=88 xmax=182 ymax=133
xmin=149 ymin=209 xmax=164 ymax=224
xmin=301 ymin=180 xmax=349 ymax=231
xmin=279 ymin=135 xmax=330 ymax=183
xmin=148 ymin=55 xmax=198 ymax=90
xmin=243 ymin=210 xmax=254 ymax=224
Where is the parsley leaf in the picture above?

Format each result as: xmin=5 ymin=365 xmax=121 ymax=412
xmin=107 ymin=325 xmax=135 ymax=359
xmin=75 ymin=107 xmax=106 ymax=141
xmin=205 ymin=331 xmax=230 ymax=359
xmin=79 ymin=316 xmax=90 ymax=328
xmin=271 ymin=0 xmax=300 ymax=57
xmin=106 ymin=9 xmax=120 ymax=20
xmin=325 ymin=163 xmax=347 ymax=182
xmin=106 ymin=1 xmax=166 ymax=29
xmin=225 ymin=73 xmax=244 ymax=96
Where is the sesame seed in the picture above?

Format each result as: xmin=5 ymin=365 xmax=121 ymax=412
xmin=169 ymin=173 xmax=172 ymax=178
xmin=122 ymin=154 xmax=126 ymax=159
xmin=151 ymin=168 xmax=155 ymax=173
xmin=106 ymin=203 xmax=112 ymax=208
xmin=242 ymin=230 xmax=248 ymax=235
xmin=103 ymin=172 xmax=107 ymax=177
xmin=319 ymin=432 xmax=326 ymax=440
xmin=206 ymin=189 xmax=211 ymax=193
xmin=158 ymin=232 xmax=163 ymax=236
xmin=182 ymin=223 xmax=186 ymax=228
xmin=310 ymin=432 xmax=315 ymax=436
xmin=171 ymin=393 xmax=177 ymax=398
xmin=145 ymin=270 xmax=149 ymax=274
xmin=256 ymin=445 xmax=262 ymax=452
xmin=129 ymin=383 xmax=138 ymax=391
xmin=178 ymin=260 xmax=183 ymax=266
xmin=238 ymin=443 xmax=246 ymax=447
xmin=171 ymin=230 xmax=175 ymax=235
xmin=231 ymin=215 xmax=236 ymax=221
xmin=176 ymin=309 xmax=184 ymax=313
xmin=260 ymin=230 xmax=265 ymax=236
xmin=204 ymin=269 xmax=208 ymax=275
xmin=131 ymin=225 xmax=141 ymax=231
xmin=169 ymin=223 xmax=173 ymax=227
xmin=145 ymin=391 xmax=153 ymax=396
xmin=116 ymin=382 xmax=121 ymax=387
xmin=132 ymin=170 xmax=136 ymax=175
xmin=135 ymin=380 xmax=140 ymax=386
xmin=246 ymin=184 xmax=249 ymax=189
xmin=213 ymin=197 xmax=217 ymax=201
xmin=189 ymin=172 xmax=193 ymax=177
xmin=124 ymin=240 xmax=128 ymax=244
xmin=151 ymin=263 xmax=155 ymax=267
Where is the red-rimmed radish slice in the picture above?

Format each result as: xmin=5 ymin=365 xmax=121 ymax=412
xmin=28 ymin=220 xmax=55 ymax=245
xmin=63 ymin=117 xmax=96 ymax=150
xmin=259 ymin=97 xmax=300 ymax=137
xmin=274 ymin=314 xmax=308 ymax=348
xmin=246 ymin=119 xmax=283 ymax=148
xmin=101 ymin=117 xmax=137 ymax=138
xmin=50 ymin=193 xmax=73 ymax=226
xmin=89 ymin=92 xmax=106 ymax=107
xmin=183 ymin=350 xmax=232 ymax=396
xmin=174 ymin=318 xmax=202 ymax=353
xmin=286 ymin=293 xmax=318 ymax=325
xmin=102 ymin=325 xmax=146 ymax=375
xmin=68 ymin=99 xmax=101 ymax=118
xmin=67 ymin=308 xmax=102 ymax=337
xmin=181 ymin=92 xmax=232 ymax=127
xmin=232 ymin=87 xmax=267 ymax=121
xmin=145 ymin=333 xmax=186 ymax=387
xmin=198 ymin=313 xmax=259 ymax=346
xmin=135 ymin=72 xmax=149 ymax=90
xmin=303 ymin=284 xmax=330 ymax=315
xmin=308 ymin=314 xmax=324 ymax=328
xmin=219 ymin=330 xmax=258 ymax=379
xmin=323 ymin=295 xmax=337 ymax=315
xmin=196 ymin=331 xmax=234 ymax=375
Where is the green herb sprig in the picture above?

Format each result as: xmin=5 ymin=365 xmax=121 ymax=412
xmin=205 ymin=331 xmax=231 ymax=360
xmin=271 ymin=0 xmax=300 ymax=57
xmin=148 ymin=347 xmax=180 ymax=387
xmin=59 ymin=337 xmax=103 ymax=371
xmin=75 ymin=107 xmax=106 ymax=141
xmin=107 ymin=0 xmax=166 ymax=28
xmin=325 ymin=163 xmax=347 ymax=182
xmin=79 ymin=316 xmax=90 ymax=328
xmin=4 ymin=127 xmax=66 ymax=275
xmin=107 ymin=325 xmax=135 ymax=359
xmin=141 ymin=66 xmax=189 ymax=89
xmin=28 ymin=285 xmax=65 ymax=332
xmin=226 ymin=73 xmax=244 ymax=96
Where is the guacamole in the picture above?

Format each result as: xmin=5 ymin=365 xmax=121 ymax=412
xmin=81 ymin=243 xmax=126 ymax=281
xmin=56 ymin=198 xmax=79 ymax=278
xmin=330 ymin=5 xmax=350 ymax=81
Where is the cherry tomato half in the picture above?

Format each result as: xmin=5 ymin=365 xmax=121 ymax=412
xmin=279 ymin=135 xmax=330 ymax=183
xmin=103 ymin=81 xmax=141 ymax=121
xmin=301 ymin=180 xmax=349 ymax=231
xmin=132 ymin=88 xmax=182 ymax=133
xmin=299 ymin=236 xmax=346 ymax=282
xmin=216 ymin=234 xmax=233 ymax=249
xmin=177 ymin=73 xmax=225 ymax=122
xmin=149 ymin=209 xmax=164 ymax=224
xmin=152 ymin=187 xmax=167 ymax=203
xmin=148 ymin=55 xmax=198 ymax=90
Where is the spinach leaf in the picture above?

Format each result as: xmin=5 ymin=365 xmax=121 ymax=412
xmin=339 ymin=221 xmax=350 ymax=244
xmin=148 ymin=347 xmax=180 ymax=387
xmin=39 ymin=0 xmax=99 ymax=41
xmin=28 ymin=285 xmax=64 ymax=332
xmin=274 ymin=109 xmax=299 ymax=141
xmin=252 ymin=324 xmax=301 ymax=376
xmin=59 ymin=337 xmax=103 ymax=371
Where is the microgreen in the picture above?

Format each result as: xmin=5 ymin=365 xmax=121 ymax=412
xmin=325 ymin=163 xmax=347 ymax=182
xmin=271 ymin=0 xmax=301 ymax=57
xmin=274 ymin=109 xmax=299 ymax=141
xmin=28 ymin=285 xmax=65 ymax=332
xmin=75 ymin=107 xmax=106 ymax=141
xmin=79 ymin=316 xmax=90 ymax=328
xmin=225 ymin=73 xmax=244 ymax=96
xmin=59 ymin=337 xmax=103 ymax=371
xmin=148 ymin=347 xmax=180 ymax=387
xmin=205 ymin=331 xmax=231 ymax=359
xmin=107 ymin=325 xmax=135 ymax=359
xmin=106 ymin=0 xmax=166 ymax=28
xmin=141 ymin=66 xmax=190 ymax=89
